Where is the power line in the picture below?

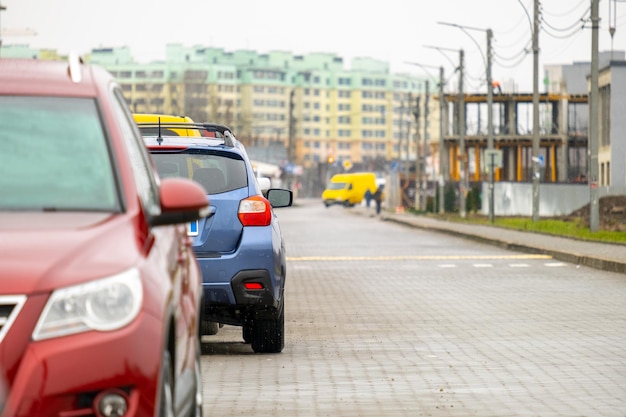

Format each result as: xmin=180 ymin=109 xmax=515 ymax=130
xmin=494 ymin=39 xmax=532 ymax=62
xmin=542 ymin=7 xmax=590 ymax=32
xmin=541 ymin=22 xmax=586 ymax=40
xmin=541 ymin=0 xmax=587 ymax=18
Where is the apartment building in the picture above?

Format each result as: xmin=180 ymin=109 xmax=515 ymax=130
xmin=83 ymin=44 xmax=438 ymax=171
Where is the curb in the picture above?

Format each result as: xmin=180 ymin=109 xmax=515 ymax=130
xmin=377 ymin=212 xmax=626 ymax=275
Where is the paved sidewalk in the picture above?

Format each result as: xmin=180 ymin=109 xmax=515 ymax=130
xmin=352 ymin=205 xmax=626 ymax=274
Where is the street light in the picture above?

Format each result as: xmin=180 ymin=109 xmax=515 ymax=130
xmin=424 ymin=45 xmax=467 ymax=218
xmin=438 ymin=21 xmax=496 ymax=222
xmin=404 ymin=61 xmax=448 ymax=214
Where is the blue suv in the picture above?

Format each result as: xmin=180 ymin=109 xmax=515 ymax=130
xmin=137 ymin=118 xmax=293 ymax=353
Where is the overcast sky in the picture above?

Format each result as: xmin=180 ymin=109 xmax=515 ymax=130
xmin=2 ymin=0 xmax=625 ymax=91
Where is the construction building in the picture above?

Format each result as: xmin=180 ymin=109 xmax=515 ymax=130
xmin=441 ymin=92 xmax=588 ymax=185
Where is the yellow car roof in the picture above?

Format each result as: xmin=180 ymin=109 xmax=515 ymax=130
xmin=133 ymin=113 xmax=201 ymax=137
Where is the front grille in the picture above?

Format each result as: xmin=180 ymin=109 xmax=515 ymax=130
xmin=0 ymin=295 xmax=27 ymax=344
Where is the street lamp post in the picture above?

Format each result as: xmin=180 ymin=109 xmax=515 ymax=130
xmin=458 ymin=49 xmax=467 ymax=218
xmin=404 ymin=61 xmax=446 ymax=212
xmin=589 ymin=0 xmax=600 ymax=231
xmin=438 ymin=21 xmax=495 ymax=221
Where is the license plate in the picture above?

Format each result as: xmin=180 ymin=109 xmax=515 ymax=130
xmin=188 ymin=221 xmax=199 ymax=237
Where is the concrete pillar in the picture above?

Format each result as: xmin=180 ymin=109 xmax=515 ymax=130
xmin=557 ymin=97 xmax=569 ymax=182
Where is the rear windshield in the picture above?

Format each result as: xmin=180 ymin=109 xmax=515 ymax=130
xmin=0 ymin=96 xmax=119 ymax=211
xmin=151 ymin=151 xmax=247 ymax=194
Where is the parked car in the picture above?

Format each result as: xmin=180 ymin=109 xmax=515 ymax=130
xmin=134 ymin=115 xmax=293 ymax=353
xmin=0 ymin=57 xmax=209 ymax=417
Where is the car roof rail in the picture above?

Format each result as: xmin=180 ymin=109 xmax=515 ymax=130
xmin=136 ymin=121 xmax=236 ymax=147
xmin=67 ymin=51 xmax=84 ymax=83
xmin=200 ymin=123 xmax=236 ymax=147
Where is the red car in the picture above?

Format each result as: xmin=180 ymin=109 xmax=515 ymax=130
xmin=0 ymin=56 xmax=208 ymax=417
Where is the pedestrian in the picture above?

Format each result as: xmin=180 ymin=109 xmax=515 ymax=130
xmin=372 ymin=185 xmax=384 ymax=216
xmin=364 ymin=188 xmax=373 ymax=211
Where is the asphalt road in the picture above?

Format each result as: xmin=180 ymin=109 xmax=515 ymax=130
xmin=199 ymin=198 xmax=626 ymax=417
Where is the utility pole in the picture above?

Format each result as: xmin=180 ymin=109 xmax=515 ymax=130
xmin=404 ymin=93 xmax=412 ymax=187
xmin=413 ymin=93 xmax=420 ymax=210
xmin=438 ymin=66 xmax=446 ymax=214
xmin=403 ymin=60 xmax=447 ymax=213
xmin=531 ymin=0 xmax=541 ymax=222
xmin=438 ymin=22 xmax=495 ymax=220
xmin=422 ymin=81 xmax=430 ymax=211
xmin=486 ymin=28 xmax=495 ymax=223
xmin=589 ymin=0 xmax=600 ymax=231
xmin=459 ymin=49 xmax=467 ymax=218
xmin=288 ymin=89 xmax=296 ymax=163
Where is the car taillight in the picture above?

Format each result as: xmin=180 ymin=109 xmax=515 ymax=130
xmin=243 ymin=282 xmax=264 ymax=290
xmin=238 ymin=195 xmax=272 ymax=226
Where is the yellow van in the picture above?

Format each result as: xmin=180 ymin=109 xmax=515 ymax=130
xmin=132 ymin=113 xmax=201 ymax=137
xmin=322 ymin=172 xmax=377 ymax=207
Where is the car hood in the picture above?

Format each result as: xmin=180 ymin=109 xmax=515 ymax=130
xmin=0 ymin=212 xmax=141 ymax=295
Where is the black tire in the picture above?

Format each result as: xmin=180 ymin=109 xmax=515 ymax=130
xmin=250 ymin=306 xmax=285 ymax=353
xmin=159 ymin=350 xmax=175 ymax=417
xmin=242 ymin=323 xmax=253 ymax=344
xmin=201 ymin=320 xmax=219 ymax=336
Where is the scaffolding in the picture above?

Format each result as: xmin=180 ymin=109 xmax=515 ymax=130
xmin=442 ymin=92 xmax=589 ymax=184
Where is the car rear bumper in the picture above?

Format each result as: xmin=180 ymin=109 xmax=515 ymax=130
xmin=195 ymin=228 xmax=285 ymax=324
xmin=2 ymin=312 xmax=162 ymax=417
xmin=196 ymin=228 xmax=283 ymax=299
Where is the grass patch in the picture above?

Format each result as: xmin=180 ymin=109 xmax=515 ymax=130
xmin=428 ymin=213 xmax=626 ymax=245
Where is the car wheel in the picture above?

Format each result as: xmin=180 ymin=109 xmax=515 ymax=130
xmin=250 ymin=305 xmax=284 ymax=353
xmin=159 ymin=350 xmax=175 ymax=417
xmin=192 ymin=340 xmax=204 ymax=417
xmin=242 ymin=322 xmax=253 ymax=344
xmin=201 ymin=320 xmax=219 ymax=336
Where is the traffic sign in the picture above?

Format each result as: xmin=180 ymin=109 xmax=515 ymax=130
xmin=484 ymin=149 xmax=503 ymax=171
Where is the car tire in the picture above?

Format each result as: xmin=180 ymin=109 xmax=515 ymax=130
xmin=201 ymin=320 xmax=219 ymax=336
xmin=159 ymin=350 xmax=175 ymax=417
xmin=192 ymin=340 xmax=204 ymax=417
xmin=242 ymin=322 xmax=253 ymax=344
xmin=250 ymin=305 xmax=284 ymax=353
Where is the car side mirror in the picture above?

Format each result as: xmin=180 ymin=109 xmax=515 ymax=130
xmin=266 ymin=189 xmax=293 ymax=208
xmin=150 ymin=178 xmax=210 ymax=227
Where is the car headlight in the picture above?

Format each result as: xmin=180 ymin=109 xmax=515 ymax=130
xmin=33 ymin=268 xmax=143 ymax=341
